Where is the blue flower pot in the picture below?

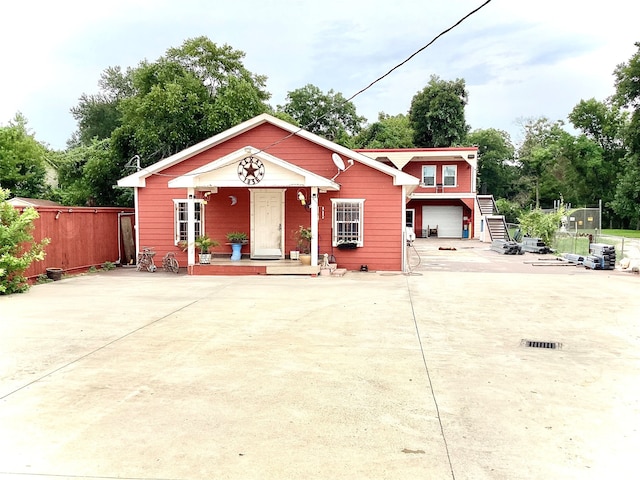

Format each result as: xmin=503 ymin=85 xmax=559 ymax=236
xmin=230 ymin=243 xmax=243 ymax=261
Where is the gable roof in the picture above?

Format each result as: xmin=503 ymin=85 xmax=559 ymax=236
xmin=168 ymin=146 xmax=340 ymax=190
xmin=117 ymin=113 xmax=419 ymax=190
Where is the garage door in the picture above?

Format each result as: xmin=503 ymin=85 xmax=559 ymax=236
xmin=422 ymin=205 xmax=462 ymax=238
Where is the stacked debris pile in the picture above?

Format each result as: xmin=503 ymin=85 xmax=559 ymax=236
xmin=588 ymin=243 xmax=616 ymax=270
xmin=491 ymin=239 xmax=524 ymax=255
xmin=520 ymin=237 xmax=552 ymax=254
xmin=561 ymin=243 xmax=616 ymax=270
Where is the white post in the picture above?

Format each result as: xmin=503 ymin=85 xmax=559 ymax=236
xmin=401 ymin=186 xmax=407 ymax=273
xmin=311 ymin=186 xmax=319 ymax=266
xmin=187 ymin=188 xmax=196 ymax=266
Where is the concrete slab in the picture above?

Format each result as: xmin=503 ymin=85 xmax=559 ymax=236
xmin=1 ymin=249 xmax=639 ymax=479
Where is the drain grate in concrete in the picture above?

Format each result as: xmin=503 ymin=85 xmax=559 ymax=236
xmin=521 ymin=339 xmax=562 ymax=349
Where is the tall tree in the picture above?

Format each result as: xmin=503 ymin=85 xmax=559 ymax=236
xmin=516 ymin=118 xmax=570 ymax=208
xmin=277 ymin=84 xmax=365 ymax=145
xmin=465 ymin=128 xmax=517 ymax=199
xmin=69 ymin=66 xmax=134 ymax=147
xmin=408 ymin=75 xmax=469 ymax=147
xmin=352 ymin=113 xmax=414 ymax=149
xmin=0 ymin=114 xmax=49 ymax=198
xmin=610 ymin=42 xmax=640 ymax=228
xmin=568 ymin=98 xmax=627 ymax=227
xmin=67 ymin=37 xmax=271 ymax=205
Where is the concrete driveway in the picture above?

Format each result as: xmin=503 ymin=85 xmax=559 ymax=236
xmin=1 ymin=244 xmax=639 ymax=479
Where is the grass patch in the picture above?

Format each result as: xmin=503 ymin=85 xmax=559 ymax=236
xmin=601 ymin=229 xmax=640 ymax=238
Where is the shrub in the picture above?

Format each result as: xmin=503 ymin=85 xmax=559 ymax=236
xmin=517 ymin=205 xmax=567 ymax=247
xmin=0 ymin=188 xmax=50 ymax=294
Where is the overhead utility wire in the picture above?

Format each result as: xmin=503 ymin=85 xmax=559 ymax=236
xmin=259 ymin=0 xmax=494 ymax=151
xmin=143 ymin=0 xmax=493 ymax=178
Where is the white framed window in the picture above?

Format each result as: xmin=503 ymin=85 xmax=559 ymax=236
xmin=332 ymin=199 xmax=364 ymax=247
xmin=173 ymin=199 xmax=204 ymax=244
xmin=443 ymin=165 xmax=457 ymax=186
xmin=422 ymin=165 xmax=436 ymax=186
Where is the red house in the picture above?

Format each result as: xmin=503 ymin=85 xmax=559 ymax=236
xmin=117 ymin=114 xmax=481 ymax=275
xmin=356 ymin=147 xmax=480 ymax=240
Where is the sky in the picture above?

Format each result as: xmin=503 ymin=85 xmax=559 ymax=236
xmin=1 ymin=0 xmax=639 ymax=150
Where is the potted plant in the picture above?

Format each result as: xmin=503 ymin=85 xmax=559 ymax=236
xmin=294 ymin=225 xmax=312 ymax=265
xmin=226 ymin=231 xmax=248 ymax=261
xmin=180 ymin=235 xmax=219 ymax=264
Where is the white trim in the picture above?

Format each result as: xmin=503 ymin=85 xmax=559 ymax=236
xmin=331 ymin=198 xmax=365 ymax=247
xmin=172 ymin=198 xmax=205 ymax=245
xmin=167 ymin=146 xmax=340 ymax=190
xmin=117 ymin=114 xmax=419 ymax=191
xmin=421 ymin=165 xmax=436 ymax=186
xmin=443 ymin=165 xmax=457 ymax=187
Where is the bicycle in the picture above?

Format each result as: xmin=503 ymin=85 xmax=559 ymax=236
xmin=136 ymin=247 xmax=157 ymax=272
xmin=162 ymin=252 xmax=180 ymax=274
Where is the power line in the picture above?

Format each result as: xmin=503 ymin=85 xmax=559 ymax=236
xmin=258 ymin=0 xmax=493 ymax=152
xmin=143 ymin=0 xmax=493 ymax=178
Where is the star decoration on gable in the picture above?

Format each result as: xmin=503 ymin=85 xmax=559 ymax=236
xmin=237 ymin=156 xmax=265 ymax=185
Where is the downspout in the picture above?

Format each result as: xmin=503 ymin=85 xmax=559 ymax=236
xmin=187 ymin=188 xmax=196 ymax=266
xmin=310 ymin=186 xmax=319 ymax=266
xmin=402 ymin=186 xmax=407 ymax=274
xmin=134 ymin=187 xmax=140 ymax=259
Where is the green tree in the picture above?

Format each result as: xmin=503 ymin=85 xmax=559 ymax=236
xmin=610 ymin=42 xmax=640 ymax=228
xmin=0 ymin=114 xmax=48 ymax=198
xmin=0 ymin=187 xmax=49 ymax=294
xmin=568 ymin=98 xmax=627 ymax=227
xmin=352 ymin=113 xmax=414 ymax=148
xmin=516 ymin=118 xmax=571 ymax=208
xmin=53 ymin=139 xmax=129 ymax=206
xmin=408 ymin=75 xmax=470 ymax=147
xmin=277 ymin=84 xmax=366 ymax=145
xmin=69 ymin=36 xmax=271 ymax=205
xmin=465 ymin=128 xmax=517 ymax=199
xmin=69 ymin=66 xmax=134 ymax=147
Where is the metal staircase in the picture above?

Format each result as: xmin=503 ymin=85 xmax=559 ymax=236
xmin=476 ymin=195 xmax=510 ymax=242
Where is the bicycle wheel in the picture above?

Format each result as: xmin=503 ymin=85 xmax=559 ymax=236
xmin=169 ymin=257 xmax=179 ymax=274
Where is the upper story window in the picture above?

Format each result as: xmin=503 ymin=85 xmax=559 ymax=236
xmin=422 ymin=165 xmax=436 ymax=186
xmin=173 ymin=199 xmax=204 ymax=244
xmin=331 ymin=199 xmax=364 ymax=247
xmin=443 ymin=165 xmax=457 ymax=186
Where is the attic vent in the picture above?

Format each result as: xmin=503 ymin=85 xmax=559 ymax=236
xmin=521 ymin=339 xmax=562 ymax=350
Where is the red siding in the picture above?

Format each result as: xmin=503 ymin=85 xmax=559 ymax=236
xmin=136 ymin=123 xmax=406 ymax=271
xmin=402 ymin=160 xmax=473 ymax=193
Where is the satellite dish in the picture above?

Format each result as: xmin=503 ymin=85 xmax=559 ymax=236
xmin=332 ymin=153 xmax=346 ymax=171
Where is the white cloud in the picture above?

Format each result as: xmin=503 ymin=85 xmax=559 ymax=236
xmin=1 ymin=0 xmax=639 ymax=149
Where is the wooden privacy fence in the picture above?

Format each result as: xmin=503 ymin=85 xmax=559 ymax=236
xmin=20 ymin=206 xmax=136 ymax=280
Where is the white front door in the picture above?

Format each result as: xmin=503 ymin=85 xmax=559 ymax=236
xmin=250 ymin=189 xmax=284 ymax=259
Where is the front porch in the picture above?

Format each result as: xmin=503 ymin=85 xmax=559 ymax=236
xmin=187 ymin=256 xmax=321 ymax=276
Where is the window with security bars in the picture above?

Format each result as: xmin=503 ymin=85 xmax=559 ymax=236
xmin=332 ymin=199 xmax=364 ymax=247
xmin=174 ymin=200 xmax=203 ymax=244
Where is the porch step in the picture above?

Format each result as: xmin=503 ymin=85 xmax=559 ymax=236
xmin=331 ymin=268 xmax=347 ymax=277
xmin=266 ymin=265 xmax=320 ymax=275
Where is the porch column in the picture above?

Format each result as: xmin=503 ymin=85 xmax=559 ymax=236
xmin=187 ymin=188 xmax=196 ymax=266
xmin=402 ymin=186 xmax=407 ymax=273
xmin=310 ymin=186 xmax=319 ymax=266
